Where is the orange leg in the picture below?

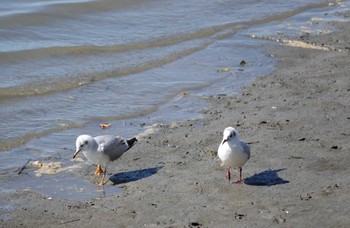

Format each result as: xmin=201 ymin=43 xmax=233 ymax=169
xmin=99 ymin=166 xmax=107 ymax=186
xmin=95 ymin=164 xmax=103 ymax=176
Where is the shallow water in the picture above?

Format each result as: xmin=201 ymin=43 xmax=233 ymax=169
xmin=0 ymin=0 xmax=339 ymax=152
xmin=2 ymin=172 xmax=122 ymax=201
xmin=1 ymin=0 xmax=349 ymax=200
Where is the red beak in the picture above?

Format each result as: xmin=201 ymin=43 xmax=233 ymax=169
xmin=73 ymin=148 xmax=81 ymax=159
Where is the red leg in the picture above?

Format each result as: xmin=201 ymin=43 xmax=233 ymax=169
xmin=226 ymin=167 xmax=231 ymax=181
xmin=236 ymin=167 xmax=244 ymax=184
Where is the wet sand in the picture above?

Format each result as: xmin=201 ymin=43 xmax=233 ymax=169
xmin=2 ymin=19 xmax=350 ymax=227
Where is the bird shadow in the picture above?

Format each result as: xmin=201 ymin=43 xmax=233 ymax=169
xmin=109 ymin=165 xmax=163 ymax=185
xmin=244 ymin=168 xmax=289 ymax=186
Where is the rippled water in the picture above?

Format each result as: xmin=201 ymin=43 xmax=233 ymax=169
xmin=0 ymin=0 xmax=338 ymax=150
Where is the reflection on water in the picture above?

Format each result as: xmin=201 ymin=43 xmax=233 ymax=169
xmin=1 ymin=170 xmax=123 ymax=201
xmin=0 ymin=160 xmax=164 ymax=201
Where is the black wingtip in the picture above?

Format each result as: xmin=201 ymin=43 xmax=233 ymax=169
xmin=127 ymin=137 xmax=138 ymax=147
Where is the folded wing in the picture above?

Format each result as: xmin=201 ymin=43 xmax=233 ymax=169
xmin=95 ymin=135 xmax=130 ymax=161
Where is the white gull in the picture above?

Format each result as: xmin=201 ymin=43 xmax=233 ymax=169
xmin=73 ymin=134 xmax=138 ymax=185
xmin=218 ymin=127 xmax=250 ymax=184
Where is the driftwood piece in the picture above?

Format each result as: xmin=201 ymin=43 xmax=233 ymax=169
xmin=17 ymin=159 xmax=31 ymax=175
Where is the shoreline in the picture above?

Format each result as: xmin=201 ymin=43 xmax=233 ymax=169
xmin=2 ymin=18 xmax=350 ymax=228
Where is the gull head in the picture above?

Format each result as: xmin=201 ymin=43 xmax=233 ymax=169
xmin=73 ymin=135 xmax=94 ymax=159
xmin=222 ymin=127 xmax=239 ymax=144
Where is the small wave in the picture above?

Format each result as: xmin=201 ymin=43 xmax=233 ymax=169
xmin=0 ymin=24 xmax=236 ymax=64
xmin=1 ymin=0 xmax=333 ymax=62
xmin=0 ymin=92 xmax=173 ymax=152
xmin=0 ymin=1 xmax=335 ymax=100
xmin=0 ymin=42 xmax=212 ymax=101
xmin=0 ymin=75 xmax=222 ymax=152
xmin=0 ymin=0 xmax=149 ymax=27
xmin=0 ymin=122 xmax=84 ymax=152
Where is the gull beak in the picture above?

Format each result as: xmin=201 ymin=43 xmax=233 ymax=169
xmin=73 ymin=148 xmax=81 ymax=159
xmin=222 ymin=139 xmax=228 ymax=145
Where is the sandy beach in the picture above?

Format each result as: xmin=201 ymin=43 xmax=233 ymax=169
xmin=2 ymin=16 xmax=350 ymax=228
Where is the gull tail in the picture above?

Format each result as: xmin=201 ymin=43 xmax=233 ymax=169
xmin=126 ymin=137 xmax=138 ymax=151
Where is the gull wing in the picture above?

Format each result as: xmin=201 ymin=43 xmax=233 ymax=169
xmin=94 ymin=135 xmax=129 ymax=161
xmin=240 ymin=140 xmax=250 ymax=160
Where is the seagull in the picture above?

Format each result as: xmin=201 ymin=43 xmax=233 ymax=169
xmin=73 ymin=134 xmax=138 ymax=185
xmin=218 ymin=127 xmax=250 ymax=184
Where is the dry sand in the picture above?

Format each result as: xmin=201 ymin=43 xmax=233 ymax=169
xmin=2 ymin=19 xmax=350 ymax=228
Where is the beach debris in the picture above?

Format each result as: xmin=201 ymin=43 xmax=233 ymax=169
xmin=217 ymin=67 xmax=237 ymax=77
xmin=136 ymin=124 xmax=163 ymax=139
xmin=247 ymin=141 xmax=260 ymax=145
xmin=100 ymin=123 xmax=111 ymax=129
xmin=31 ymin=160 xmax=62 ymax=176
xmin=68 ymin=95 xmax=76 ymax=100
xmin=217 ymin=67 xmax=231 ymax=72
xmin=60 ymin=219 xmax=81 ymax=225
xmin=234 ymin=212 xmax=245 ymax=219
xmin=18 ymin=159 xmax=81 ymax=176
xmin=181 ymin=91 xmax=189 ymax=96
xmin=189 ymin=222 xmax=202 ymax=227
xmin=300 ymin=26 xmax=312 ymax=34
xmin=169 ymin=123 xmax=178 ymax=129
xmin=273 ymin=216 xmax=286 ymax=224
xmin=289 ymin=156 xmax=303 ymax=159
xmin=240 ymin=60 xmax=246 ymax=67
xmin=249 ymin=34 xmax=330 ymax=50
xmin=283 ymin=40 xmax=329 ymax=50
xmin=311 ymin=17 xmax=323 ymax=23
xmin=17 ymin=159 xmax=32 ymax=175
xmin=331 ymin=145 xmax=339 ymax=150
xmin=299 ymin=192 xmax=313 ymax=201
